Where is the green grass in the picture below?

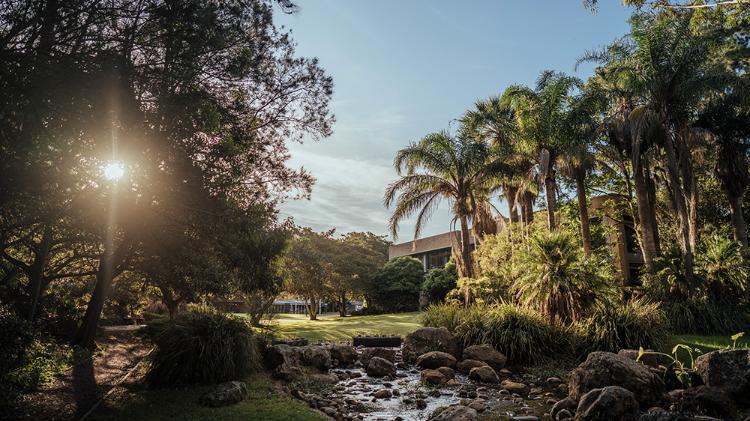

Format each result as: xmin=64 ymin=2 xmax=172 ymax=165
xmin=100 ymin=374 xmax=325 ymax=421
xmin=670 ymin=334 xmax=749 ymax=354
xmin=265 ymin=312 xmax=422 ymax=341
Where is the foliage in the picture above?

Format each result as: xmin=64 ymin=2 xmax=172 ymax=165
xmin=421 ymin=259 xmax=458 ymax=304
xmin=695 ymin=232 xmax=748 ymax=302
xmin=146 ymin=309 xmax=260 ymax=387
xmin=660 ymin=298 xmax=749 ymax=335
xmin=273 ymin=312 xmax=422 ymax=342
xmin=575 ymin=298 xmax=669 ymax=354
xmin=513 ymin=230 xmax=614 ymax=322
xmin=369 ymin=257 xmax=424 ymax=313
xmin=638 ymin=344 xmax=700 ymax=388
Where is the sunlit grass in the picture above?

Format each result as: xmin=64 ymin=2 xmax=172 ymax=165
xmin=261 ymin=312 xmax=423 ymax=341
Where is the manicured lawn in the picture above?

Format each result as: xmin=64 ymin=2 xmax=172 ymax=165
xmin=101 ymin=373 xmax=325 ymax=421
xmin=266 ymin=311 xmax=423 ymax=341
xmin=670 ymin=334 xmax=749 ymax=354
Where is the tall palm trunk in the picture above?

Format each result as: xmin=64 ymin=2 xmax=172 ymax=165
xmin=505 ymin=185 xmax=519 ymax=223
xmin=633 ymin=160 xmax=659 ymax=274
xmin=459 ymin=214 xmax=473 ymax=306
xmin=574 ymin=172 xmax=592 ymax=256
xmin=663 ymin=136 xmax=695 ymax=286
xmin=523 ymin=192 xmax=534 ymax=224
xmin=544 ymin=175 xmax=557 ymax=230
xmin=728 ymin=194 xmax=748 ymax=247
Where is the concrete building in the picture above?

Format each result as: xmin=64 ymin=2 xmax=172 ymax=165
xmin=388 ymin=230 xmax=475 ymax=271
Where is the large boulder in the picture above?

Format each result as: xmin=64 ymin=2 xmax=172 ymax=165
xmin=551 ymin=397 xmax=578 ymax=420
xmin=456 ymin=359 xmax=488 ymax=374
xmin=668 ymin=386 xmax=738 ymax=420
xmin=265 ymin=344 xmax=300 ymax=369
xmin=461 ymin=344 xmax=507 ymax=370
xmin=416 ymin=351 xmax=457 ymax=369
xmin=359 ymin=347 xmax=397 ymax=366
xmin=569 ymin=351 xmax=665 ymax=408
xmin=300 ymin=345 xmax=331 ymax=370
xmin=428 ymin=405 xmax=478 ymax=421
xmin=500 ymin=379 xmax=529 ymax=395
xmin=403 ymin=327 xmax=460 ymax=363
xmin=421 ymin=368 xmax=449 ymax=385
xmin=576 ymin=386 xmax=640 ymax=421
xmin=694 ymin=349 xmax=750 ymax=402
xmin=198 ymin=381 xmax=248 ymax=407
xmin=329 ymin=344 xmax=358 ymax=366
xmin=468 ymin=366 xmax=500 ymax=384
xmin=272 ymin=363 xmax=304 ymax=381
xmin=366 ymin=356 xmax=396 ymax=377
xmin=618 ymin=349 xmax=659 ymax=368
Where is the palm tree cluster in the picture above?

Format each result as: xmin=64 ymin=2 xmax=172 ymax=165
xmin=386 ymin=8 xmax=750 ymax=306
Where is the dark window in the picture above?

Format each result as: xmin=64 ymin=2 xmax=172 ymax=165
xmin=622 ymin=214 xmax=639 ymax=253
xmin=426 ymin=249 xmax=451 ymax=269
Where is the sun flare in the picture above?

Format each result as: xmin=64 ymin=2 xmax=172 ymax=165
xmin=103 ymin=161 xmax=125 ymax=181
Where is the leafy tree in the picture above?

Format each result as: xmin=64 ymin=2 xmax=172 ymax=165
xmin=369 ymin=257 xmax=424 ymax=313
xmin=281 ymin=228 xmax=336 ymax=320
xmin=328 ymin=232 xmax=388 ymax=316
xmin=421 ymin=259 xmax=458 ymax=305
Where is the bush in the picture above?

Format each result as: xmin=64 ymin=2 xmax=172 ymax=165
xmin=368 ymin=256 xmax=424 ymax=313
xmin=421 ymin=259 xmax=458 ymax=304
xmin=661 ymin=299 xmax=749 ymax=335
xmin=575 ymin=298 xmax=669 ymax=354
xmin=146 ymin=308 xmax=261 ymax=386
xmin=422 ymin=302 xmax=570 ymax=365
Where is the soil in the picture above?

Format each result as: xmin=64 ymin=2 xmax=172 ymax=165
xmin=6 ymin=332 xmax=152 ymax=421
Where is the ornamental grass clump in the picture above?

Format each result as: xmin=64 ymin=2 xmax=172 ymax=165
xmin=146 ymin=308 xmax=261 ymax=386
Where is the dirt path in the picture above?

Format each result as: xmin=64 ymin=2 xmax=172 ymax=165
xmin=8 ymin=333 xmax=151 ymax=421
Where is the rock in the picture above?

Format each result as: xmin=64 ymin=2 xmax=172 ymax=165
xmin=403 ymin=327 xmax=460 ymax=363
xmin=457 ymin=359 xmax=489 ymax=374
xmin=618 ymin=349 xmax=659 ymax=368
xmin=329 ymin=344 xmax=358 ymax=366
xmin=359 ymin=347 xmax=397 ymax=366
xmin=308 ymin=373 xmax=338 ymax=385
xmin=417 ymin=351 xmax=457 ymax=369
xmin=366 ymin=356 xmax=396 ymax=377
xmin=669 ymin=386 xmax=737 ymax=420
xmin=373 ymin=389 xmax=393 ymax=399
xmin=468 ymin=398 xmax=486 ymax=412
xmin=576 ymin=386 xmax=639 ymax=421
xmin=468 ymin=366 xmax=500 ymax=384
xmin=421 ymin=368 xmax=448 ymax=385
xmin=300 ymin=346 xmax=331 ymax=370
xmin=498 ymin=368 xmax=513 ymax=377
xmin=462 ymin=344 xmax=507 ymax=370
xmin=416 ymin=399 xmax=427 ymax=409
xmin=695 ymin=349 xmax=750 ymax=401
xmin=550 ymin=397 xmax=577 ymax=420
xmin=272 ymin=363 xmax=304 ymax=381
xmin=266 ymin=344 xmax=300 ymax=369
xmin=556 ymin=409 xmax=573 ymax=420
xmin=198 ymin=381 xmax=248 ymax=407
xmin=428 ymin=405 xmax=478 ymax=421
xmin=568 ymin=351 xmax=665 ymax=407
xmin=546 ymin=376 xmax=563 ymax=385
xmin=500 ymin=379 xmax=529 ymax=395
xmin=437 ymin=366 xmax=455 ymax=381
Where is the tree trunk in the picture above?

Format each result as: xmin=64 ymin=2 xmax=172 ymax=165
xmin=574 ymin=173 xmax=592 ymax=256
xmin=338 ymin=292 xmax=347 ymax=317
xmin=505 ymin=186 xmax=519 ymax=224
xmin=524 ymin=192 xmax=534 ymax=223
xmin=26 ymin=225 xmax=53 ymax=319
xmin=459 ymin=215 xmax=473 ymax=306
xmin=633 ymin=161 xmax=659 ymax=274
xmin=663 ymin=137 xmax=695 ymax=286
xmin=307 ymin=297 xmax=319 ymax=320
xmin=544 ymin=175 xmax=557 ymax=230
xmin=728 ymin=194 xmax=748 ymax=247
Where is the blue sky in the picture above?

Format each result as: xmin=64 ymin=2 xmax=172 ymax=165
xmin=277 ymin=0 xmax=633 ymax=242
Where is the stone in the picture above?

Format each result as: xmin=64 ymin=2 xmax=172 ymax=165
xmin=457 ymin=359 xmax=489 ymax=374
xmin=618 ymin=349 xmax=659 ymax=368
xmin=416 ymin=351 xmax=457 ymax=369
xmin=300 ymin=346 xmax=331 ymax=370
xmin=668 ymin=386 xmax=737 ymax=420
xmin=359 ymin=347 xmax=397 ymax=366
xmin=550 ymin=397 xmax=577 ymax=421
xmin=568 ymin=351 xmax=665 ymax=407
xmin=308 ymin=373 xmax=338 ymax=385
xmin=576 ymin=386 xmax=639 ymax=421
xmin=366 ymin=356 xmax=397 ymax=377
xmin=403 ymin=327 xmax=460 ymax=363
xmin=437 ymin=366 xmax=456 ymax=380
xmin=546 ymin=376 xmax=563 ymax=385
xmin=468 ymin=366 xmax=500 ymax=384
xmin=321 ymin=406 xmax=337 ymax=417
xmin=428 ymin=405 xmax=478 ymax=421
xmin=373 ymin=389 xmax=393 ymax=399
xmin=416 ymin=399 xmax=427 ymax=410
xmin=462 ymin=344 xmax=507 ymax=370
xmin=694 ymin=349 xmax=750 ymax=401
xmin=265 ymin=344 xmax=300 ymax=369
xmin=421 ymin=368 xmax=448 ymax=385
xmin=501 ymin=379 xmax=529 ymax=395
xmin=198 ymin=381 xmax=248 ymax=407
xmin=467 ymin=398 xmax=486 ymax=412
xmin=329 ymin=344 xmax=358 ymax=366
xmin=556 ymin=409 xmax=573 ymax=420
xmin=272 ymin=363 xmax=304 ymax=381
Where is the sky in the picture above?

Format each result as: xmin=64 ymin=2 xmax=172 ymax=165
xmin=276 ymin=0 xmax=633 ymax=242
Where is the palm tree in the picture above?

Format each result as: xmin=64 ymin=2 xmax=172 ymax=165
xmin=384 ymin=131 xmax=508 ymax=305
xmin=501 ymin=71 xmax=582 ymax=231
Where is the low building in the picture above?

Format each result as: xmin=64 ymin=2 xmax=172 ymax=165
xmin=388 ymin=230 xmax=475 ymax=271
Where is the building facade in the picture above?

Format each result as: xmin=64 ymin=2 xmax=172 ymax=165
xmin=388 ymin=230 xmax=475 ymax=271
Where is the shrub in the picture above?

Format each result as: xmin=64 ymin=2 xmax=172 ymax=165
xmin=423 ymin=302 xmax=570 ymax=365
xmin=575 ymin=298 xmax=669 ymax=354
xmin=661 ymin=299 xmax=749 ymax=335
xmin=421 ymin=259 xmax=458 ymax=304
xmin=146 ymin=308 xmax=261 ymax=386
xmin=368 ymin=256 xmax=424 ymax=312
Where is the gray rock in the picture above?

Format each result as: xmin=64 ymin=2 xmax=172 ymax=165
xmin=500 ymin=379 xmax=529 ymax=395
xmin=366 ymin=356 xmax=397 ymax=377
xmin=198 ymin=381 xmax=248 ymax=407
xmin=329 ymin=344 xmax=358 ymax=366
xmin=695 ymin=348 xmax=750 ymax=402
xmin=300 ymin=345 xmax=331 ymax=370
xmin=266 ymin=344 xmax=300 ymax=369
xmin=462 ymin=344 xmax=507 ymax=370
xmin=468 ymin=366 xmax=500 ymax=384
xmin=429 ymin=405 xmax=478 ymax=421
xmin=569 ymin=351 xmax=664 ymax=407
xmin=551 ymin=397 xmax=577 ymax=420
xmin=668 ymin=386 xmax=738 ymax=420
xmin=272 ymin=362 xmax=304 ymax=381
xmin=416 ymin=351 xmax=457 ymax=369
xmin=403 ymin=327 xmax=460 ymax=363
xmin=359 ymin=347 xmax=397 ymax=366
xmin=416 ymin=399 xmax=427 ymax=409
xmin=457 ymin=359 xmax=489 ymax=374
xmin=576 ymin=386 xmax=639 ymax=421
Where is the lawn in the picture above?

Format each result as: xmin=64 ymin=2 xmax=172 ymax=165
xmin=99 ymin=373 xmax=325 ymax=421
xmin=670 ymin=333 xmax=748 ymax=353
xmin=264 ymin=311 xmax=423 ymax=341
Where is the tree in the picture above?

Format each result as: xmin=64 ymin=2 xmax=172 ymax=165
xmin=421 ymin=259 xmax=458 ymax=304
xmin=369 ymin=257 xmax=424 ymax=313
xmin=282 ymin=229 xmax=336 ymax=320
xmin=329 ymin=232 xmax=389 ymax=316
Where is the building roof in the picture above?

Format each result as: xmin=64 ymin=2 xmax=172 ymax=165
xmin=388 ymin=230 xmax=475 ymax=259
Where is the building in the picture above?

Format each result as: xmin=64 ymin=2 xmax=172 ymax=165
xmin=388 ymin=195 xmax=643 ymax=284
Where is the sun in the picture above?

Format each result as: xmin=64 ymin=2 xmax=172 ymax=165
xmin=103 ymin=161 xmax=125 ymax=181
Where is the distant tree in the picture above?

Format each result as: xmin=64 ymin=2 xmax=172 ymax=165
xmin=328 ymin=232 xmax=388 ymax=316
xmin=421 ymin=259 xmax=458 ymax=304
xmin=282 ymin=229 xmax=336 ymax=320
xmin=369 ymin=257 xmax=424 ymax=313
